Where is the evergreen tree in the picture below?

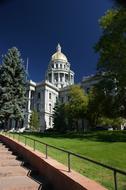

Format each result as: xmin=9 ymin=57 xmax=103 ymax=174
xmin=53 ymin=102 xmax=67 ymax=132
xmin=0 ymin=47 xmax=26 ymax=128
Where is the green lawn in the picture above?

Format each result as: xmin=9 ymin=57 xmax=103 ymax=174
xmin=6 ymin=131 xmax=126 ymax=190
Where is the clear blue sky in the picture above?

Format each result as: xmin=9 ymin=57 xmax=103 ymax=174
xmin=0 ymin=0 xmax=113 ymax=83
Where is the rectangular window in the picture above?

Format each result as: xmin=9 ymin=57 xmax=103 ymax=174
xmin=68 ymin=96 xmax=70 ymax=101
xmin=49 ymin=117 xmax=51 ymax=126
xmin=49 ymin=92 xmax=51 ymax=99
xmin=61 ymin=97 xmax=64 ymax=103
xmin=49 ymin=104 xmax=52 ymax=113
xmin=38 ymin=92 xmax=40 ymax=99
xmin=37 ymin=103 xmax=39 ymax=112
xmin=56 ymin=96 xmax=58 ymax=101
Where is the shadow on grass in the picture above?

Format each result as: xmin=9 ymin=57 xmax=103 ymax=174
xmin=23 ymin=130 xmax=126 ymax=143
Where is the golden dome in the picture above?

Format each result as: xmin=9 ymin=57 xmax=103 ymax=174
xmin=52 ymin=52 xmax=68 ymax=62
xmin=51 ymin=44 xmax=68 ymax=62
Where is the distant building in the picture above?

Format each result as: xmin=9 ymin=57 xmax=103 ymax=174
xmin=81 ymin=74 xmax=101 ymax=93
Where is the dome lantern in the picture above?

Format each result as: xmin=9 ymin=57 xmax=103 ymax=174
xmin=57 ymin=43 xmax=61 ymax=53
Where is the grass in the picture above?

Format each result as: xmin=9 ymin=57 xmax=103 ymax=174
xmin=5 ymin=131 xmax=126 ymax=190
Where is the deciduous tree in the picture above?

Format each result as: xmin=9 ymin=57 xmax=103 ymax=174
xmin=95 ymin=7 xmax=126 ymax=116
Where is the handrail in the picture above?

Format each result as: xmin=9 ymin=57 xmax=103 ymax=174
xmin=20 ymin=135 xmax=126 ymax=175
xmin=1 ymin=132 xmax=126 ymax=190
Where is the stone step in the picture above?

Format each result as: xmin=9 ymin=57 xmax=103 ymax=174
xmin=0 ymin=147 xmax=9 ymax=151
xmin=0 ymin=146 xmax=8 ymax=150
xmin=0 ymin=159 xmax=22 ymax=167
xmin=0 ymin=154 xmax=17 ymax=160
xmin=0 ymin=150 xmax=13 ymax=154
xmin=0 ymin=176 xmax=40 ymax=190
xmin=0 ymin=145 xmax=9 ymax=148
xmin=0 ymin=166 xmax=28 ymax=177
xmin=0 ymin=142 xmax=47 ymax=190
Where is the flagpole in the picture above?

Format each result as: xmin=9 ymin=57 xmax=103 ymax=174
xmin=26 ymin=57 xmax=29 ymax=81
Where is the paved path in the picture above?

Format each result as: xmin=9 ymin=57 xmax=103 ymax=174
xmin=0 ymin=141 xmax=47 ymax=190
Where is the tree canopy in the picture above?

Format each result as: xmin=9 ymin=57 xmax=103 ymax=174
xmin=53 ymin=85 xmax=89 ymax=132
xmin=112 ymin=0 xmax=126 ymax=7
xmin=95 ymin=7 xmax=126 ymax=117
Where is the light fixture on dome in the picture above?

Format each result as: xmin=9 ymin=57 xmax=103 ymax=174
xmin=57 ymin=43 xmax=61 ymax=52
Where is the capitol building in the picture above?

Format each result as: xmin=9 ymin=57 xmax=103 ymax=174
xmin=25 ymin=44 xmax=98 ymax=131
xmin=25 ymin=44 xmax=75 ymax=131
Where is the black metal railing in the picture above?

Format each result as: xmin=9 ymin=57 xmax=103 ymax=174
xmin=1 ymin=132 xmax=126 ymax=190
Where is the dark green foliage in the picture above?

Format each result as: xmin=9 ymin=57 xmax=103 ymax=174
xmin=113 ymin=0 xmax=126 ymax=7
xmin=0 ymin=47 xmax=26 ymax=127
xmin=94 ymin=7 xmax=126 ymax=118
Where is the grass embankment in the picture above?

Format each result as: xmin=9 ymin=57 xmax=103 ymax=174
xmin=7 ymin=131 xmax=126 ymax=190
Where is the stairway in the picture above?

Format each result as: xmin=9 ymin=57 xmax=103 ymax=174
xmin=0 ymin=141 xmax=47 ymax=190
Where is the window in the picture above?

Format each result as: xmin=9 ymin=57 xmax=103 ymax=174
xmin=49 ymin=117 xmax=51 ymax=126
xmin=37 ymin=103 xmax=40 ymax=112
xmin=49 ymin=74 xmax=51 ymax=82
xmin=49 ymin=104 xmax=52 ymax=113
xmin=49 ymin=92 xmax=51 ymax=99
xmin=60 ymin=64 xmax=62 ymax=69
xmin=61 ymin=97 xmax=64 ymax=103
xmin=37 ymin=92 xmax=40 ymax=99
xmin=68 ymin=96 xmax=70 ymax=101
xmin=54 ymin=73 xmax=58 ymax=82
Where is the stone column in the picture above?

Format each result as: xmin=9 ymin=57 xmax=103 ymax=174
xmin=51 ymin=71 xmax=54 ymax=83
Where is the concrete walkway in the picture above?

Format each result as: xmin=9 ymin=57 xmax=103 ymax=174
xmin=0 ymin=141 xmax=47 ymax=190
